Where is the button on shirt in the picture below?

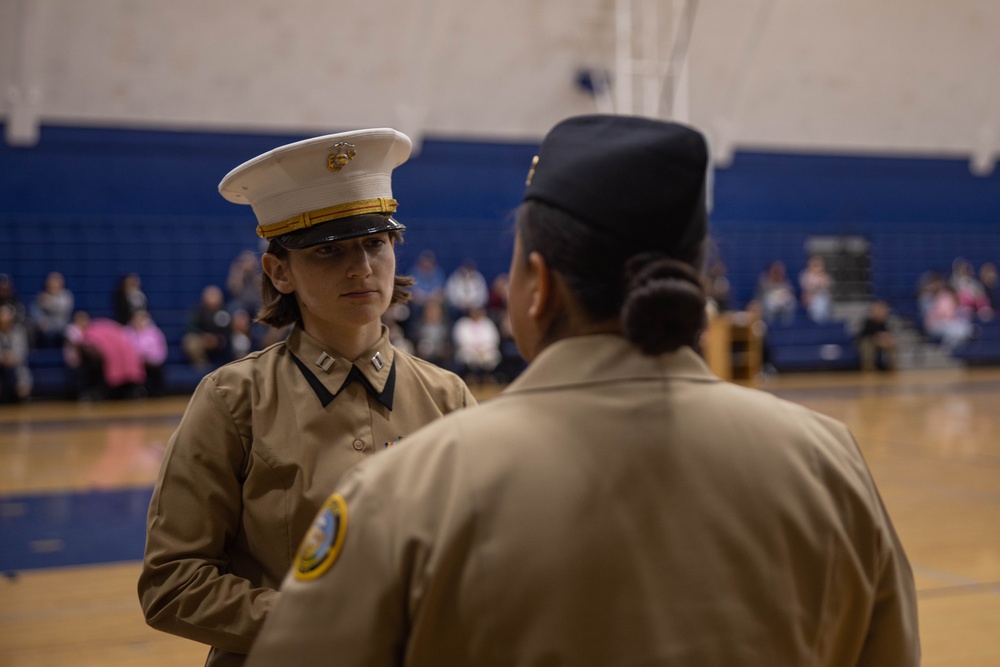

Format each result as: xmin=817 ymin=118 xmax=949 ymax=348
xmin=139 ymin=325 xmax=475 ymax=667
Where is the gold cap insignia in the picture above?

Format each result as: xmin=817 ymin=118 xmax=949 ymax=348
xmin=525 ymin=155 xmax=539 ymax=186
xmin=327 ymin=142 xmax=357 ymax=172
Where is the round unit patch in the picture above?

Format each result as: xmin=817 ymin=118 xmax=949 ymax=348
xmin=294 ymin=493 xmax=348 ymax=581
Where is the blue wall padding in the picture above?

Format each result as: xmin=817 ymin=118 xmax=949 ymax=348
xmin=3 ymin=124 xmax=999 ymax=324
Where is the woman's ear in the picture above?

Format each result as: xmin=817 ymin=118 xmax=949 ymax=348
xmin=262 ymin=253 xmax=295 ymax=295
xmin=526 ymin=251 xmax=552 ymax=324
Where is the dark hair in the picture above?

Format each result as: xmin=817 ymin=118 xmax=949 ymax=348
xmin=256 ymin=231 xmax=414 ymax=329
xmin=516 ymin=200 xmax=707 ymax=355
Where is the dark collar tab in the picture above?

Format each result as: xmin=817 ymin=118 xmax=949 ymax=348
xmin=292 ymin=352 xmax=395 ymax=410
xmin=337 ymin=363 xmax=395 ymax=410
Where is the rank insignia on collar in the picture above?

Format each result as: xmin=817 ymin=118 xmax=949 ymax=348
xmin=371 ymin=351 xmax=385 ymax=371
xmin=315 ymin=352 xmax=335 ymax=371
xmin=294 ymin=493 xmax=348 ymax=581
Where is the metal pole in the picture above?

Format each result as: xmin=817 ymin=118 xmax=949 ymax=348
xmin=614 ymin=0 xmax=634 ymax=115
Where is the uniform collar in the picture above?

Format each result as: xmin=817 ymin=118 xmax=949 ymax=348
xmin=504 ymin=334 xmax=719 ymax=395
xmin=285 ymin=325 xmax=397 ymax=410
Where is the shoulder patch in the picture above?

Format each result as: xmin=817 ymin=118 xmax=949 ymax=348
xmin=294 ymin=493 xmax=348 ymax=581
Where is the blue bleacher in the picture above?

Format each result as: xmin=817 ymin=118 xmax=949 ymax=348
xmin=951 ymin=319 xmax=1000 ymax=366
xmin=766 ymin=317 xmax=861 ymax=373
xmin=26 ymin=333 xmax=211 ymax=399
xmin=6 ymin=125 xmax=1000 ymax=400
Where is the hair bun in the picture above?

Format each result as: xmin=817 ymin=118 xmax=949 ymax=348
xmin=621 ymin=254 xmax=706 ymax=355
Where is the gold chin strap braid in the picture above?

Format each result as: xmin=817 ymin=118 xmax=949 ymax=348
xmin=256 ymin=197 xmax=398 ymax=239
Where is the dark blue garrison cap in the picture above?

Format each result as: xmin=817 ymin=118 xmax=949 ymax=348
xmin=523 ymin=114 xmax=709 ymax=260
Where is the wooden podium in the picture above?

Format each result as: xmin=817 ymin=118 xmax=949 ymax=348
xmin=703 ymin=311 xmax=763 ymax=383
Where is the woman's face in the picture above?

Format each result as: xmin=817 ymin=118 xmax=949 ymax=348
xmin=269 ymin=233 xmax=396 ymax=338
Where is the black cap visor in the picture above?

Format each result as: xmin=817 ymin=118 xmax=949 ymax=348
xmin=274 ymin=214 xmax=406 ymax=249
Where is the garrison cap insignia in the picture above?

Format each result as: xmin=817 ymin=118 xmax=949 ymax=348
xmin=327 ymin=142 xmax=357 ymax=172
xmin=294 ymin=493 xmax=348 ymax=581
xmin=525 ymin=155 xmax=539 ymax=186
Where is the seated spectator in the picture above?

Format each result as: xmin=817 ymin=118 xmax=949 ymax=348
xmin=29 ymin=271 xmax=75 ymax=347
xmin=980 ymin=262 xmax=998 ymax=311
xmin=916 ymin=271 xmax=945 ymax=321
xmin=113 ymin=272 xmax=149 ymax=324
xmin=755 ymin=261 xmax=796 ymax=324
xmin=706 ymin=259 xmax=732 ymax=313
xmin=381 ymin=301 xmax=413 ymax=351
xmin=406 ymin=250 xmax=446 ymax=333
xmin=0 ymin=304 xmax=32 ymax=403
xmin=452 ymin=306 xmax=501 ymax=384
xmin=486 ymin=272 xmax=510 ymax=323
xmin=799 ymin=254 xmax=834 ymax=323
xmin=65 ymin=313 xmax=146 ymax=400
xmin=226 ymin=249 xmax=264 ymax=316
xmin=923 ymin=283 xmax=974 ymax=349
xmin=64 ymin=311 xmax=104 ymax=400
xmin=856 ymin=300 xmax=897 ymax=372
xmin=182 ymin=285 xmax=232 ymax=368
xmin=951 ymin=258 xmax=992 ymax=321
xmin=126 ymin=309 xmax=168 ymax=397
xmin=444 ymin=259 xmax=489 ymax=320
xmin=229 ymin=308 xmax=256 ymax=360
xmin=413 ymin=298 xmax=452 ymax=369
xmin=381 ymin=306 xmax=416 ymax=357
xmin=744 ymin=300 xmax=777 ymax=378
xmin=0 ymin=273 xmax=27 ymax=324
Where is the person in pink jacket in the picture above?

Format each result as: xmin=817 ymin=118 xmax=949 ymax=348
xmin=126 ymin=309 xmax=168 ymax=397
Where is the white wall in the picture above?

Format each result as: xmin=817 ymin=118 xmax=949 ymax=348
xmin=2 ymin=0 xmax=999 ymax=163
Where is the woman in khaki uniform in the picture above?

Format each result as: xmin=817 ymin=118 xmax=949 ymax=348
xmin=247 ymin=116 xmax=919 ymax=666
xmin=138 ymin=129 xmax=476 ymax=667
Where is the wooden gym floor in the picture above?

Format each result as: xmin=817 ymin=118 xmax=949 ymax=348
xmin=1 ymin=367 xmax=998 ymax=666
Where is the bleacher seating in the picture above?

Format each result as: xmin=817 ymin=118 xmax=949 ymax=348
xmin=6 ymin=126 xmax=1000 ymax=400
xmin=27 ymin=342 xmax=211 ymax=399
xmin=951 ymin=319 xmax=1000 ymax=366
xmin=765 ymin=316 xmax=861 ymax=373
xmin=25 ymin=348 xmax=71 ymax=399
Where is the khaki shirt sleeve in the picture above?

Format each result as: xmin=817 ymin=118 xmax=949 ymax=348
xmin=245 ymin=465 xmax=409 ymax=666
xmin=857 ymin=490 xmax=921 ymax=666
xmin=138 ymin=374 xmax=276 ymax=655
xmin=459 ymin=378 xmax=477 ymax=409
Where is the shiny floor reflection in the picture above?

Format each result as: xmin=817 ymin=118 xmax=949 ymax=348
xmin=1 ymin=488 xmax=152 ymax=571
xmin=0 ymin=372 xmax=999 ymax=666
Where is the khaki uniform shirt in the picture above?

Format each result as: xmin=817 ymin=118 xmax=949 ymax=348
xmin=248 ymin=334 xmax=919 ymax=667
xmin=138 ymin=325 xmax=475 ymax=667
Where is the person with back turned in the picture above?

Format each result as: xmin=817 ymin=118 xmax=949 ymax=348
xmin=247 ymin=115 xmax=919 ymax=666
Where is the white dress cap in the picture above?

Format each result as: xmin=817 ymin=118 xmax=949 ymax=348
xmin=219 ymin=128 xmax=412 ymax=242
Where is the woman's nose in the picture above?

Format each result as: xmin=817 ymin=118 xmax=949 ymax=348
xmin=346 ymin=247 xmax=373 ymax=277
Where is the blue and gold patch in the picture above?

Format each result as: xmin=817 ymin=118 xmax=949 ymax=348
xmin=294 ymin=493 xmax=348 ymax=581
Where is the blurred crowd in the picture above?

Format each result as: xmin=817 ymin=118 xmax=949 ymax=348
xmin=1 ymin=248 xmax=526 ymax=404
xmin=3 ymin=248 xmax=996 ymax=403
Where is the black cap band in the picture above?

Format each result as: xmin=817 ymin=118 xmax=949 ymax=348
xmin=274 ymin=214 xmax=406 ymax=249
